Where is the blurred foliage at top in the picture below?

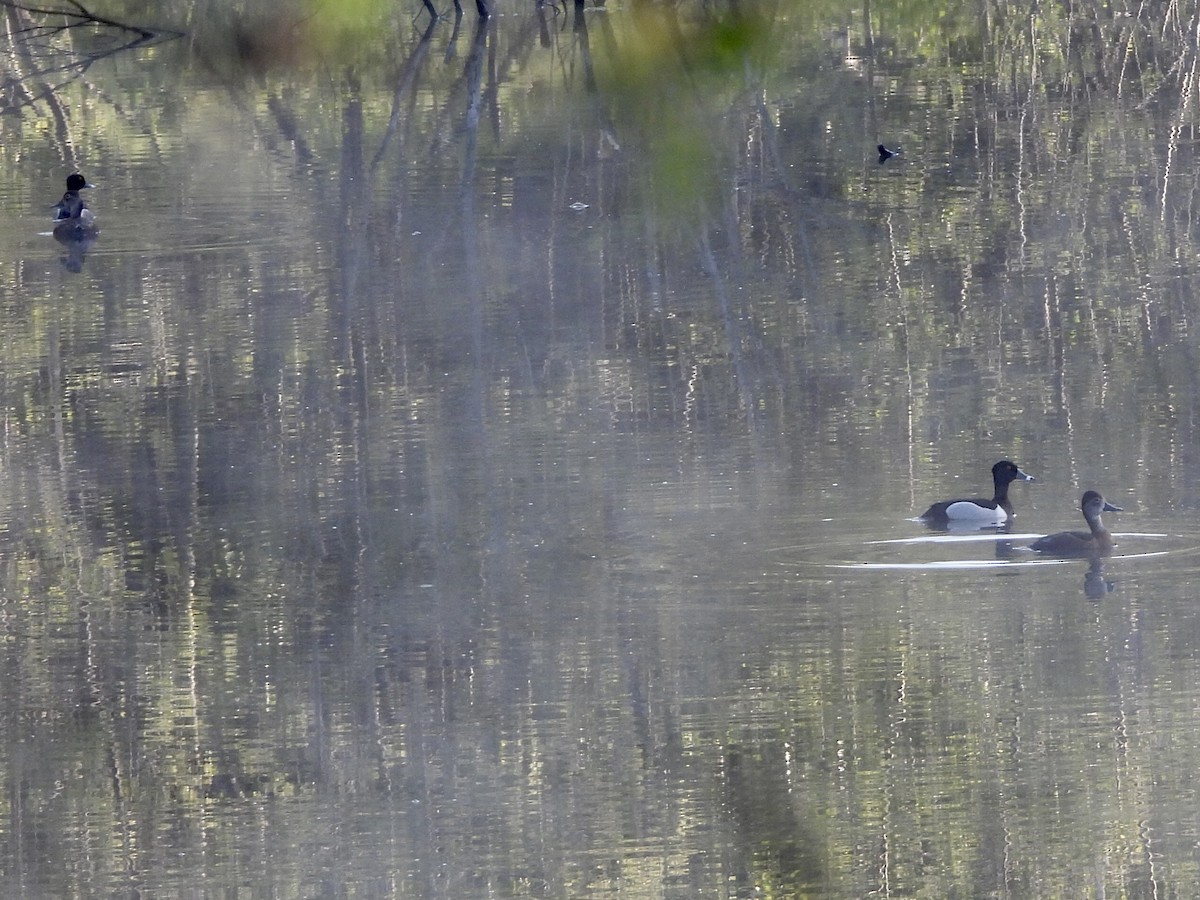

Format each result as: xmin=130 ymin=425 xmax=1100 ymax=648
xmin=26 ymin=0 xmax=1200 ymax=95
xmin=20 ymin=0 xmax=1200 ymax=144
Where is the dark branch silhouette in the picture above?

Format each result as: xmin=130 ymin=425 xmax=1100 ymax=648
xmin=0 ymin=0 xmax=181 ymax=115
xmin=0 ymin=0 xmax=182 ymax=42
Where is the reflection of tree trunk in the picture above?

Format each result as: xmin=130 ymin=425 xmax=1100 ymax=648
xmin=571 ymin=3 xmax=621 ymax=157
xmin=863 ymin=0 xmax=877 ymax=141
xmin=462 ymin=20 xmax=489 ymax=185
xmin=535 ymin=0 xmax=551 ymax=48
xmin=371 ymin=17 xmax=438 ymax=171
xmin=430 ymin=18 xmax=492 ymax=647
xmin=445 ymin=3 xmax=463 ymax=61
xmin=700 ymin=230 xmax=759 ymax=428
xmin=266 ymin=95 xmax=314 ymax=165
xmin=862 ymin=0 xmax=874 ymax=59
xmin=723 ymin=746 xmax=826 ymax=893
xmin=750 ymin=91 xmax=814 ymax=296
xmin=327 ymin=74 xmax=368 ymax=613
xmin=573 ymin=0 xmax=598 ymax=94
xmin=460 ymin=17 xmax=489 ymax=402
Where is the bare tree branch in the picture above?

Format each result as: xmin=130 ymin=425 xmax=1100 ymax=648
xmin=0 ymin=0 xmax=182 ymax=42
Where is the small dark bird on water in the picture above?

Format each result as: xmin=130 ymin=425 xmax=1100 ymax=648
xmin=877 ymin=144 xmax=900 ymax=164
xmin=53 ymin=173 xmax=94 ymax=222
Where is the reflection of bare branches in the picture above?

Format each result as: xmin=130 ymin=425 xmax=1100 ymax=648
xmin=443 ymin=5 xmax=463 ymax=62
xmin=371 ymin=18 xmax=438 ymax=172
xmin=0 ymin=0 xmax=180 ymax=115
xmin=699 ymin=229 xmax=761 ymax=428
xmin=2 ymin=0 xmax=173 ymax=41
xmin=461 ymin=18 xmax=489 ymax=189
xmin=572 ymin=0 xmax=598 ymax=94
xmin=266 ymin=95 xmax=314 ymax=166
xmin=2 ymin=0 xmax=180 ymax=45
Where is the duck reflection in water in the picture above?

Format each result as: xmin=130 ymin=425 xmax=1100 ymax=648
xmin=992 ymin=526 xmax=1018 ymax=560
xmin=1084 ymin=557 xmax=1118 ymax=599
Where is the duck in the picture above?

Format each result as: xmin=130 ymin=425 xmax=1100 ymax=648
xmin=51 ymin=191 xmax=97 ymax=241
xmin=877 ymin=144 xmax=901 ymax=164
xmin=53 ymin=173 xmax=93 ymax=221
xmin=918 ymin=459 xmax=1035 ymax=527
xmin=1029 ymin=490 xmax=1122 ymax=558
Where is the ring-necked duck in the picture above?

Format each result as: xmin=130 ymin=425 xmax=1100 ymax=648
xmin=1029 ymin=490 xmax=1122 ymax=558
xmin=53 ymin=174 xmax=93 ymax=221
xmin=51 ymin=191 xmax=97 ymax=241
xmin=918 ymin=459 xmax=1035 ymax=527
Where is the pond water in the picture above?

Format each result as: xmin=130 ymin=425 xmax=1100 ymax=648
xmin=2 ymin=1 xmax=1200 ymax=897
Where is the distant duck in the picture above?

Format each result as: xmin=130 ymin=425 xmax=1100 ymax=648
xmin=51 ymin=191 xmax=97 ymax=242
xmin=1029 ymin=490 xmax=1122 ymax=558
xmin=877 ymin=144 xmax=901 ymax=164
xmin=53 ymin=173 xmax=93 ymax=221
xmin=918 ymin=460 xmax=1035 ymax=528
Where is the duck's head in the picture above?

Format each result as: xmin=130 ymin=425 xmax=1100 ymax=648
xmin=65 ymin=173 xmax=94 ymax=192
xmin=1081 ymin=490 xmax=1122 ymax=518
xmin=993 ymin=460 xmax=1035 ymax=485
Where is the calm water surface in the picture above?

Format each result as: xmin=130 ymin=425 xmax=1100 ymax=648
xmin=1 ymin=2 xmax=1200 ymax=897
